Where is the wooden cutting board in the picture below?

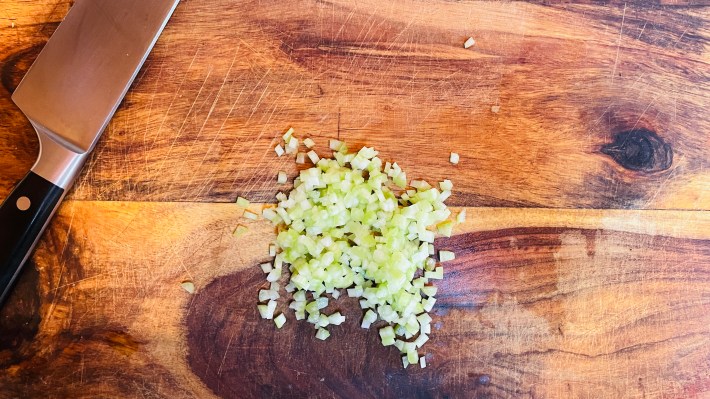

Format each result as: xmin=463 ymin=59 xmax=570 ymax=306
xmin=1 ymin=1 xmax=709 ymax=398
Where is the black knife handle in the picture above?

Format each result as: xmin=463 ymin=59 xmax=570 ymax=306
xmin=0 ymin=171 xmax=64 ymax=306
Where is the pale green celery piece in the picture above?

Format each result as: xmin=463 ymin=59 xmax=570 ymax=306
xmin=439 ymin=179 xmax=453 ymax=191
xmin=315 ymin=327 xmax=330 ymax=340
xmin=259 ymin=289 xmax=275 ymax=302
xmin=457 ymin=209 xmax=467 ymax=224
xmin=278 ymin=171 xmax=288 ymax=184
xmin=307 ymin=311 xmax=320 ymax=324
xmin=236 ymin=196 xmax=250 ymax=207
xmin=421 ymin=286 xmax=437 ymax=297
xmin=439 ymin=250 xmax=455 ymax=262
xmin=379 ymin=326 xmax=395 ymax=346
xmin=181 ymin=281 xmax=195 ymax=294
xmin=424 ymin=266 xmax=443 ymax=280
xmin=407 ymin=349 xmax=418 ymax=365
xmin=293 ymin=290 xmax=306 ymax=302
xmin=243 ymin=211 xmax=258 ymax=220
xmin=316 ymin=296 xmax=329 ymax=309
xmin=307 ymin=150 xmax=320 ymax=164
xmin=274 ymin=313 xmax=286 ymax=328
xmin=305 ymin=300 xmax=319 ymax=315
xmin=259 ymin=134 xmax=459 ymax=368
xmin=362 ymin=309 xmax=377 ymax=328
xmin=257 ymin=304 xmax=270 ymax=319
xmin=417 ymin=313 xmax=432 ymax=325
xmin=233 ymin=225 xmax=248 ymax=237
xmin=328 ymin=312 xmax=345 ymax=325
xmin=423 ymin=297 xmax=436 ymax=312
xmin=296 ymin=152 xmax=306 ymax=164
xmin=329 ymin=139 xmax=342 ymax=151
xmin=437 ymin=220 xmax=454 ymax=237
xmin=266 ymin=268 xmax=281 ymax=282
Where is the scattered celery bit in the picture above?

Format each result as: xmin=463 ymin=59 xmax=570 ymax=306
xmin=236 ymin=196 xmax=250 ymax=208
xmin=260 ymin=262 xmax=273 ymax=273
xmin=277 ymin=171 xmax=287 ymax=184
xmin=439 ymin=250 xmax=455 ymax=262
xmin=180 ymin=281 xmax=195 ymax=294
xmin=233 ymin=225 xmax=248 ymax=237
xmin=315 ymin=327 xmax=330 ymax=340
xmin=424 ymin=266 xmax=444 ymax=280
xmin=450 ymin=152 xmax=459 ymax=164
xmin=437 ymin=220 xmax=454 ymax=237
xmin=296 ymin=152 xmax=306 ymax=164
xmin=307 ymin=150 xmax=320 ymax=164
xmin=457 ymin=209 xmax=466 ymax=224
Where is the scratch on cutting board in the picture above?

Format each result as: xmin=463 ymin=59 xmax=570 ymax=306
xmin=333 ymin=7 xmax=357 ymax=43
xmin=46 ymin=198 xmax=78 ymax=321
xmin=238 ymin=106 xmax=286 ymax=195
xmin=155 ymin=66 xmax=214 ymax=194
xmin=217 ymin=329 xmax=239 ymax=376
xmin=149 ymin=44 xmax=202 ymax=154
xmin=183 ymin=48 xmax=241 ymax=199
xmin=642 ymin=165 xmax=677 ymax=208
xmin=229 ymin=81 xmax=276 ymax=190
xmin=637 ymin=19 xmax=647 ymax=40
xmin=191 ymin=84 xmax=247 ymax=200
xmin=226 ymin=68 xmax=311 ymax=196
xmin=143 ymin=60 xmax=165 ymax=172
xmin=672 ymin=26 xmax=689 ymax=50
xmin=628 ymin=97 xmax=656 ymax=133
xmin=611 ymin=3 xmax=626 ymax=84
xmin=223 ymin=75 xmax=272 ymax=192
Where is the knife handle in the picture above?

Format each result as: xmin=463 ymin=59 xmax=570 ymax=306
xmin=0 ymin=171 xmax=64 ymax=306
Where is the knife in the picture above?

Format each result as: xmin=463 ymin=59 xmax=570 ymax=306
xmin=0 ymin=0 xmax=180 ymax=306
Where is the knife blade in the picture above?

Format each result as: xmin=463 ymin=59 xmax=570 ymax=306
xmin=0 ymin=0 xmax=180 ymax=306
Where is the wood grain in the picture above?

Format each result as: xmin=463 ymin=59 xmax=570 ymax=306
xmin=0 ymin=202 xmax=709 ymax=398
xmin=1 ymin=1 xmax=709 ymax=398
xmin=0 ymin=0 xmax=708 ymax=208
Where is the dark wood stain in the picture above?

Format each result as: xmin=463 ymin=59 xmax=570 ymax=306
xmin=187 ymin=227 xmax=710 ymax=398
xmin=601 ymin=129 xmax=672 ymax=173
xmin=0 ymin=44 xmax=44 ymax=94
xmin=0 ymin=216 xmax=195 ymax=398
xmin=0 ymin=260 xmax=40 ymax=366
